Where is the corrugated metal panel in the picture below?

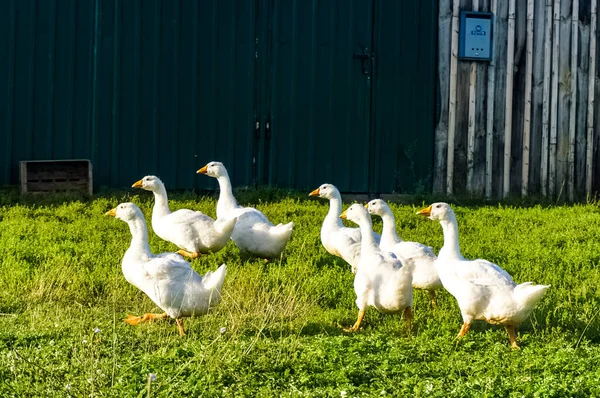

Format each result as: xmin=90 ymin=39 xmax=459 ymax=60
xmin=265 ymin=0 xmax=374 ymax=193
xmin=0 ymin=0 xmax=257 ymax=190
xmin=264 ymin=0 xmax=437 ymax=193
xmin=370 ymin=0 xmax=437 ymax=193
xmin=0 ymin=0 xmax=437 ymax=193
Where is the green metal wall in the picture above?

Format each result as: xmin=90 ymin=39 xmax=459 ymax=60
xmin=370 ymin=0 xmax=437 ymax=193
xmin=0 ymin=0 xmax=256 ymax=191
xmin=0 ymin=0 xmax=437 ymax=193
xmin=264 ymin=0 xmax=437 ymax=193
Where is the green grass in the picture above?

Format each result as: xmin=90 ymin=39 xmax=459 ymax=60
xmin=1 ymin=189 xmax=600 ymax=397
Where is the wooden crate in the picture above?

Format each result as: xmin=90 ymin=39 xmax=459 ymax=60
xmin=20 ymin=159 xmax=93 ymax=195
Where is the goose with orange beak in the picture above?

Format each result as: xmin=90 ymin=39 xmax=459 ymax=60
xmin=366 ymin=199 xmax=441 ymax=306
xmin=105 ymin=202 xmax=227 ymax=336
xmin=417 ymin=202 xmax=549 ymax=348
xmin=309 ymin=183 xmax=380 ymax=273
xmin=339 ymin=204 xmax=413 ymax=333
xmin=197 ymin=161 xmax=294 ymax=258
xmin=132 ymin=175 xmax=236 ymax=257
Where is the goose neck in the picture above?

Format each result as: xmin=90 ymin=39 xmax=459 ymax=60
xmin=380 ymin=211 xmax=401 ymax=245
xmin=151 ymin=184 xmax=171 ymax=219
xmin=126 ymin=217 xmax=152 ymax=257
xmin=358 ymin=214 xmax=379 ymax=253
xmin=216 ymin=174 xmax=239 ymax=215
xmin=326 ymin=192 xmax=344 ymax=228
xmin=439 ymin=216 xmax=464 ymax=261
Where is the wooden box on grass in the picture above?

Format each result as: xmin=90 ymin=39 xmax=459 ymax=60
xmin=20 ymin=159 xmax=93 ymax=196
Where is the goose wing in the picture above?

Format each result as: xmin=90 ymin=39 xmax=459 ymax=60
xmin=457 ymin=259 xmax=516 ymax=288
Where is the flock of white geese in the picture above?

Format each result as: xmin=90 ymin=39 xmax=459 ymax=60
xmin=105 ymin=161 xmax=549 ymax=348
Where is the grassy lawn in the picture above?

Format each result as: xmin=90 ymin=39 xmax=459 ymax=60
xmin=1 ymin=189 xmax=600 ymax=397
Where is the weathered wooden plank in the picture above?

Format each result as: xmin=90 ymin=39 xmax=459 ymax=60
xmin=568 ymin=0 xmax=579 ymax=200
xmin=586 ymin=0 xmax=597 ymax=194
xmin=446 ymin=0 xmax=460 ymax=195
xmin=454 ymin=54 xmax=472 ymax=194
xmin=474 ymin=0 xmax=491 ymax=196
xmin=434 ymin=0 xmax=453 ymax=194
xmin=509 ymin=0 xmax=527 ymax=193
xmin=486 ymin=0 xmax=499 ymax=197
xmin=556 ymin=0 xmax=572 ymax=201
xmin=542 ymin=0 xmax=554 ymax=196
xmin=493 ymin=0 xmax=509 ymax=198
xmin=530 ymin=0 xmax=547 ymax=195
xmin=473 ymin=59 xmax=488 ymax=195
xmin=503 ymin=0 xmax=516 ymax=197
xmin=522 ymin=0 xmax=534 ymax=195
xmin=467 ymin=0 xmax=480 ymax=192
xmin=549 ymin=0 xmax=561 ymax=198
xmin=576 ymin=4 xmax=590 ymax=196
xmin=510 ymin=0 xmax=527 ymax=195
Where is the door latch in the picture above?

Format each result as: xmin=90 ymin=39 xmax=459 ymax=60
xmin=353 ymin=47 xmax=371 ymax=75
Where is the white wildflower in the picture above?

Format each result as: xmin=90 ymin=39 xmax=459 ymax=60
xmin=149 ymin=373 xmax=156 ymax=382
xmin=340 ymin=391 xmax=347 ymax=398
xmin=93 ymin=327 xmax=101 ymax=334
xmin=219 ymin=327 xmax=227 ymax=334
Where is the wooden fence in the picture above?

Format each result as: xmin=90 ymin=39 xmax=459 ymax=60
xmin=434 ymin=0 xmax=599 ymax=200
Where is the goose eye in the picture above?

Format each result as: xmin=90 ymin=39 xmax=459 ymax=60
xmin=436 ymin=204 xmax=441 ymax=208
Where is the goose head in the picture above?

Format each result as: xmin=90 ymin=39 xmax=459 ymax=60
xmin=197 ymin=161 xmax=227 ymax=178
xmin=105 ymin=202 xmax=143 ymax=222
xmin=365 ymin=199 xmax=389 ymax=216
xmin=308 ymin=183 xmax=338 ymax=199
xmin=131 ymin=175 xmax=163 ymax=191
xmin=417 ymin=202 xmax=454 ymax=221
xmin=340 ymin=203 xmax=369 ymax=225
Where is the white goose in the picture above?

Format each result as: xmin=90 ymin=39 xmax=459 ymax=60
xmin=417 ymin=202 xmax=549 ymax=348
xmin=366 ymin=199 xmax=441 ymax=305
xmin=197 ymin=162 xmax=294 ymax=258
xmin=132 ymin=175 xmax=236 ymax=258
xmin=105 ymin=202 xmax=226 ymax=336
xmin=309 ymin=184 xmax=381 ymax=273
xmin=340 ymin=204 xmax=413 ymax=332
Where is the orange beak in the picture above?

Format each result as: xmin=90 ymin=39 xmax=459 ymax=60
xmin=132 ymin=179 xmax=143 ymax=188
xmin=309 ymin=188 xmax=320 ymax=197
xmin=105 ymin=208 xmax=117 ymax=217
xmin=340 ymin=209 xmax=348 ymax=220
xmin=197 ymin=165 xmax=208 ymax=174
xmin=416 ymin=205 xmax=433 ymax=217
